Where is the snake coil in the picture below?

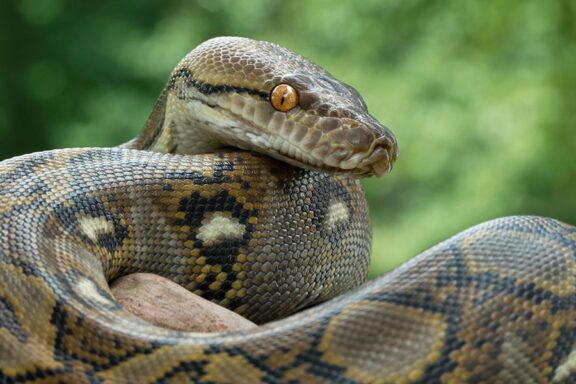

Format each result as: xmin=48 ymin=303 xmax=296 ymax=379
xmin=0 ymin=37 xmax=575 ymax=383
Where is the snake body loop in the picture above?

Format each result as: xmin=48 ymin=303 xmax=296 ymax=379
xmin=1 ymin=37 xmax=576 ymax=383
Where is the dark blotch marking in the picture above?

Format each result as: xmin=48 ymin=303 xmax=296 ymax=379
xmin=174 ymin=189 xmax=257 ymax=307
xmin=0 ymin=152 xmax=54 ymax=194
xmin=169 ymin=162 xmax=258 ymax=309
xmin=548 ymin=324 xmax=576 ymax=380
xmin=164 ymin=160 xmax=234 ymax=186
xmin=52 ymin=195 xmax=128 ymax=253
xmin=154 ymin=360 xmax=209 ymax=383
xmin=0 ymin=296 xmax=28 ymax=343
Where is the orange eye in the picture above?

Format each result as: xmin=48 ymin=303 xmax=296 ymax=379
xmin=270 ymin=84 xmax=299 ymax=112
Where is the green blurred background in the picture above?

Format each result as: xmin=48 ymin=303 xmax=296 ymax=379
xmin=1 ymin=0 xmax=575 ymax=276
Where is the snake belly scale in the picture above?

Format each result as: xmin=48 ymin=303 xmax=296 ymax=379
xmin=1 ymin=36 xmax=576 ymax=383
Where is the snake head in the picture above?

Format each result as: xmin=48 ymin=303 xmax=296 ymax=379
xmin=156 ymin=36 xmax=398 ymax=177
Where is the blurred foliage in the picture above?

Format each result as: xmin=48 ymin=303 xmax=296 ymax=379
xmin=1 ymin=0 xmax=575 ymax=277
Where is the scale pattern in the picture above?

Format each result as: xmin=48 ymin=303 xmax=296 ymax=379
xmin=1 ymin=37 xmax=576 ymax=383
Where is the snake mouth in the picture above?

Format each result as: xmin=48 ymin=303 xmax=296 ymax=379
xmin=226 ymin=122 xmax=398 ymax=178
xmin=255 ymin=134 xmax=397 ymax=178
xmin=304 ymin=122 xmax=399 ymax=178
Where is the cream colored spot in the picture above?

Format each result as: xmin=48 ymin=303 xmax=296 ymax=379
xmin=326 ymin=201 xmax=349 ymax=230
xmin=78 ymin=216 xmax=114 ymax=242
xmin=553 ymin=348 xmax=576 ymax=383
xmin=197 ymin=212 xmax=245 ymax=244
xmin=77 ymin=278 xmax=111 ymax=305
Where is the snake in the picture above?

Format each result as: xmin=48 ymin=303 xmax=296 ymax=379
xmin=1 ymin=36 xmax=576 ymax=384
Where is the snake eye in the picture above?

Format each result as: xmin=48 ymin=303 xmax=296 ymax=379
xmin=270 ymin=84 xmax=299 ymax=112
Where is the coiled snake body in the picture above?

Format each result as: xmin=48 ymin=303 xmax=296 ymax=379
xmin=1 ymin=37 xmax=575 ymax=383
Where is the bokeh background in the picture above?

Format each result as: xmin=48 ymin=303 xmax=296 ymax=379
xmin=1 ymin=0 xmax=574 ymax=276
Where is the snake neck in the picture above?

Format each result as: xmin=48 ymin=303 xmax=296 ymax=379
xmin=123 ymin=86 xmax=225 ymax=155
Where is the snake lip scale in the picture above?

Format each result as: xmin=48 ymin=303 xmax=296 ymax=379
xmin=1 ymin=36 xmax=576 ymax=383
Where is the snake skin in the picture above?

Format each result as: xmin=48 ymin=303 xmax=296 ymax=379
xmin=1 ymin=37 xmax=576 ymax=383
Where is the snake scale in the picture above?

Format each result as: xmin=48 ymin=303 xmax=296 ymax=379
xmin=1 ymin=37 xmax=576 ymax=384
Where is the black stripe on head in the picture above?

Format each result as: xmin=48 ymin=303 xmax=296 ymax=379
xmin=169 ymin=68 xmax=269 ymax=99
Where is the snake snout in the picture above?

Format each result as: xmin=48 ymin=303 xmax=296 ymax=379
xmin=362 ymin=128 xmax=398 ymax=177
xmin=361 ymin=139 xmax=396 ymax=177
xmin=328 ymin=120 xmax=397 ymax=177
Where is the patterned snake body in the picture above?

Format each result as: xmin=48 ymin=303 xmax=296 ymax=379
xmin=1 ymin=37 xmax=576 ymax=383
